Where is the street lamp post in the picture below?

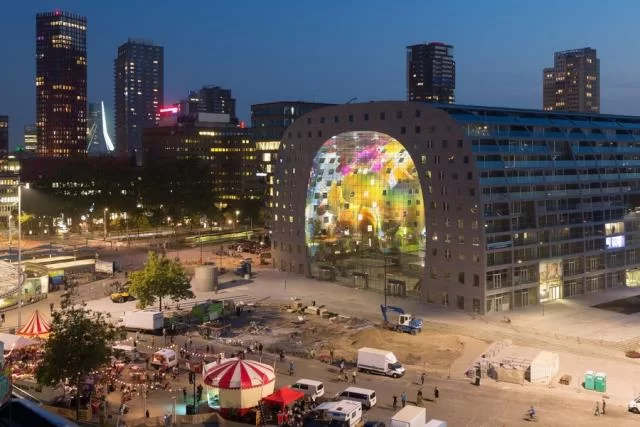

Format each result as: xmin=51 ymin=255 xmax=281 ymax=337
xmin=103 ymin=208 xmax=108 ymax=241
xmin=235 ymin=210 xmax=240 ymax=230
xmin=17 ymin=184 xmax=22 ymax=328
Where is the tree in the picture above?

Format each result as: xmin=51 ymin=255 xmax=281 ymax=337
xmin=129 ymin=252 xmax=194 ymax=310
xmin=36 ymin=297 xmax=116 ymax=420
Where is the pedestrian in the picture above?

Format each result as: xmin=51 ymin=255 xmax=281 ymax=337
xmin=49 ymin=302 xmax=54 ymax=313
xmin=351 ymin=370 xmax=357 ymax=384
xmin=189 ymin=337 xmax=193 ymax=348
xmin=183 ymin=387 xmax=187 ymax=402
xmin=392 ymin=395 xmax=398 ymax=410
xmin=329 ymin=349 xmax=334 ymax=364
xmin=594 ymin=401 xmax=600 ymax=416
xmin=602 ymin=399 xmax=606 ymax=415
xmin=258 ymin=343 xmax=263 ymax=356
xmin=151 ymin=336 xmax=155 ymax=347
xmin=401 ymin=391 xmax=407 ymax=408
xmin=1 ymin=313 xmax=5 ymax=323
xmin=416 ymin=389 xmax=423 ymax=406
xmin=434 ymin=386 xmax=439 ymax=401
xmin=339 ymin=360 xmax=345 ymax=374
xmin=145 ymin=409 xmax=149 ymax=418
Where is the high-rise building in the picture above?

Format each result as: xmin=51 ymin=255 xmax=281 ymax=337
xmin=406 ymin=42 xmax=455 ymax=103
xmin=23 ymin=125 xmax=37 ymax=153
xmin=142 ymin=113 xmax=251 ymax=205
xmin=250 ymin=101 xmax=334 ymax=209
xmin=0 ymin=116 xmax=8 ymax=155
xmin=114 ymin=38 xmax=164 ymax=159
xmin=36 ymin=11 xmax=87 ymax=157
xmin=180 ymin=86 xmax=237 ymax=123
xmin=543 ymin=47 xmax=600 ymax=113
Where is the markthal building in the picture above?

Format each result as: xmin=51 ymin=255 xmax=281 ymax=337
xmin=270 ymin=101 xmax=640 ymax=314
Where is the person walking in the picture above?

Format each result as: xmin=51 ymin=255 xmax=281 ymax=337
xmin=329 ymin=349 xmax=334 ymax=364
xmin=1 ymin=313 xmax=5 ymax=323
xmin=49 ymin=302 xmax=54 ymax=314
xmin=434 ymin=386 xmax=439 ymax=401
xmin=401 ymin=391 xmax=407 ymax=408
xmin=416 ymin=389 xmax=423 ymax=406
xmin=602 ymin=399 xmax=606 ymax=415
xmin=392 ymin=395 xmax=398 ymax=410
xmin=351 ymin=370 xmax=357 ymax=384
xmin=183 ymin=387 xmax=187 ymax=403
xmin=258 ymin=343 xmax=263 ymax=356
xmin=594 ymin=401 xmax=600 ymax=416
xmin=421 ymin=372 xmax=425 ymax=385
xmin=145 ymin=409 xmax=149 ymax=418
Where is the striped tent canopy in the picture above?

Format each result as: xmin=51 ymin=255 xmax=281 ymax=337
xmin=17 ymin=309 xmax=51 ymax=338
xmin=204 ymin=358 xmax=275 ymax=389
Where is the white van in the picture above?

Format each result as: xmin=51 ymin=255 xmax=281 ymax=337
xmin=336 ymin=387 xmax=377 ymax=409
xmin=316 ymin=400 xmax=362 ymax=427
xmin=111 ymin=344 xmax=140 ymax=362
xmin=151 ymin=348 xmax=178 ymax=369
xmin=290 ymin=379 xmax=325 ymax=399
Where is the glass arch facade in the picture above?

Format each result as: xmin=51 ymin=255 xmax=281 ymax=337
xmin=305 ymin=131 xmax=425 ymax=294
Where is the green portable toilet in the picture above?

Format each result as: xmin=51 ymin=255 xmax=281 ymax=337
xmin=594 ymin=372 xmax=607 ymax=393
xmin=584 ymin=370 xmax=595 ymax=390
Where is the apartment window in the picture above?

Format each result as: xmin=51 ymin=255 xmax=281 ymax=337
xmin=456 ymin=296 xmax=464 ymax=310
xmin=415 ymin=125 xmax=421 ymax=134
xmin=334 ymin=116 xmax=339 ymax=123
xmin=415 ymin=109 xmax=421 ymax=118
xmin=401 ymin=126 xmax=406 ymax=134
xmin=317 ymin=130 xmax=323 ymax=137
xmin=473 ymin=274 xmax=480 ymax=287
xmin=307 ymin=118 xmax=312 ymax=124
xmin=473 ymin=255 xmax=481 ymax=263
xmin=467 ymin=172 xmax=473 ymax=180
xmin=348 ymin=114 xmax=354 ymax=122
xmin=469 ymin=188 xmax=476 ymax=196
xmin=308 ymin=131 xmax=312 ymax=137
xmin=458 ymin=235 xmax=465 ymax=244
xmin=457 ymin=140 xmax=463 ymax=148
xmin=380 ymin=112 xmax=386 ymax=120
xmin=464 ymin=156 xmax=469 ymax=164
xmin=421 ymin=155 xmax=427 ymax=164
xmin=320 ymin=117 xmax=325 ymax=123
xmin=457 ymin=220 xmax=464 ymax=229
xmin=473 ymin=298 xmax=481 ymax=313
xmin=396 ymin=111 xmax=403 ymax=119
xmin=458 ymin=272 xmax=465 ymax=284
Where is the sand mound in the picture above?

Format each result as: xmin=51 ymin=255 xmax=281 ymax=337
xmin=332 ymin=326 xmax=464 ymax=371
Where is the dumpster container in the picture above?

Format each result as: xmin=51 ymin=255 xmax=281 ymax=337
xmin=584 ymin=370 xmax=595 ymax=390
xmin=594 ymin=372 xmax=607 ymax=393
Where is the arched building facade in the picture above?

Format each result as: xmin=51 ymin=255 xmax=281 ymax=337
xmin=270 ymin=101 xmax=640 ymax=314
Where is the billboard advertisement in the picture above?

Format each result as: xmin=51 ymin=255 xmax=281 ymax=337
xmin=539 ymin=259 xmax=563 ymax=300
xmin=95 ymin=260 xmax=115 ymax=274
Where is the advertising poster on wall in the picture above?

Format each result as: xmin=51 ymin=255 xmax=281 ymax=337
xmin=539 ymin=259 xmax=563 ymax=301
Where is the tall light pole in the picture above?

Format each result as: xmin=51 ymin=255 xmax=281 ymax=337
xmin=103 ymin=208 xmax=108 ymax=241
xmin=17 ymin=184 xmax=25 ymax=328
xmin=235 ymin=210 xmax=240 ymax=230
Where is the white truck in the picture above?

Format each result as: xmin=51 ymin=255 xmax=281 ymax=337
xmin=122 ymin=309 xmax=164 ymax=334
xmin=357 ymin=347 xmax=405 ymax=378
xmin=390 ymin=405 xmax=426 ymax=427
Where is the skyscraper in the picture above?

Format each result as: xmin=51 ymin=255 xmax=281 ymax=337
xmin=543 ymin=47 xmax=600 ymax=113
xmin=114 ymin=38 xmax=164 ymax=159
xmin=23 ymin=125 xmax=38 ymax=153
xmin=180 ymin=86 xmax=237 ymax=123
xmin=406 ymin=42 xmax=455 ymax=103
xmin=0 ymin=116 xmax=8 ymax=154
xmin=36 ymin=11 xmax=87 ymax=157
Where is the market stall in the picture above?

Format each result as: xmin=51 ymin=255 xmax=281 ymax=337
xmin=16 ymin=310 xmax=51 ymax=338
xmin=203 ymin=358 xmax=275 ymax=416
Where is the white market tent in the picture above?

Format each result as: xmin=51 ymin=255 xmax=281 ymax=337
xmin=0 ymin=333 xmax=38 ymax=352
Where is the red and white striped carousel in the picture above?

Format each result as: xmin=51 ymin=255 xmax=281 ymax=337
xmin=203 ymin=358 xmax=275 ymax=415
xmin=17 ymin=310 xmax=51 ymax=339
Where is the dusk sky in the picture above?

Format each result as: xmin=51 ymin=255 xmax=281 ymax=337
xmin=1 ymin=0 xmax=639 ymax=148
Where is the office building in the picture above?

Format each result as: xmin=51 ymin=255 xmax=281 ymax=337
xmin=114 ymin=38 xmax=164 ymax=159
xmin=407 ymin=42 xmax=455 ymax=103
xmin=250 ymin=101 xmax=334 ymax=208
xmin=543 ymin=48 xmax=600 ymax=113
xmin=180 ymin=86 xmax=237 ymax=124
xmin=0 ymin=116 xmax=7 ymax=155
xmin=23 ymin=125 xmax=38 ymax=153
xmin=142 ymin=113 xmax=252 ymax=204
xmin=0 ymin=157 xmax=20 ymax=230
xmin=36 ymin=11 xmax=87 ymax=157
xmin=271 ymin=101 xmax=640 ymax=314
